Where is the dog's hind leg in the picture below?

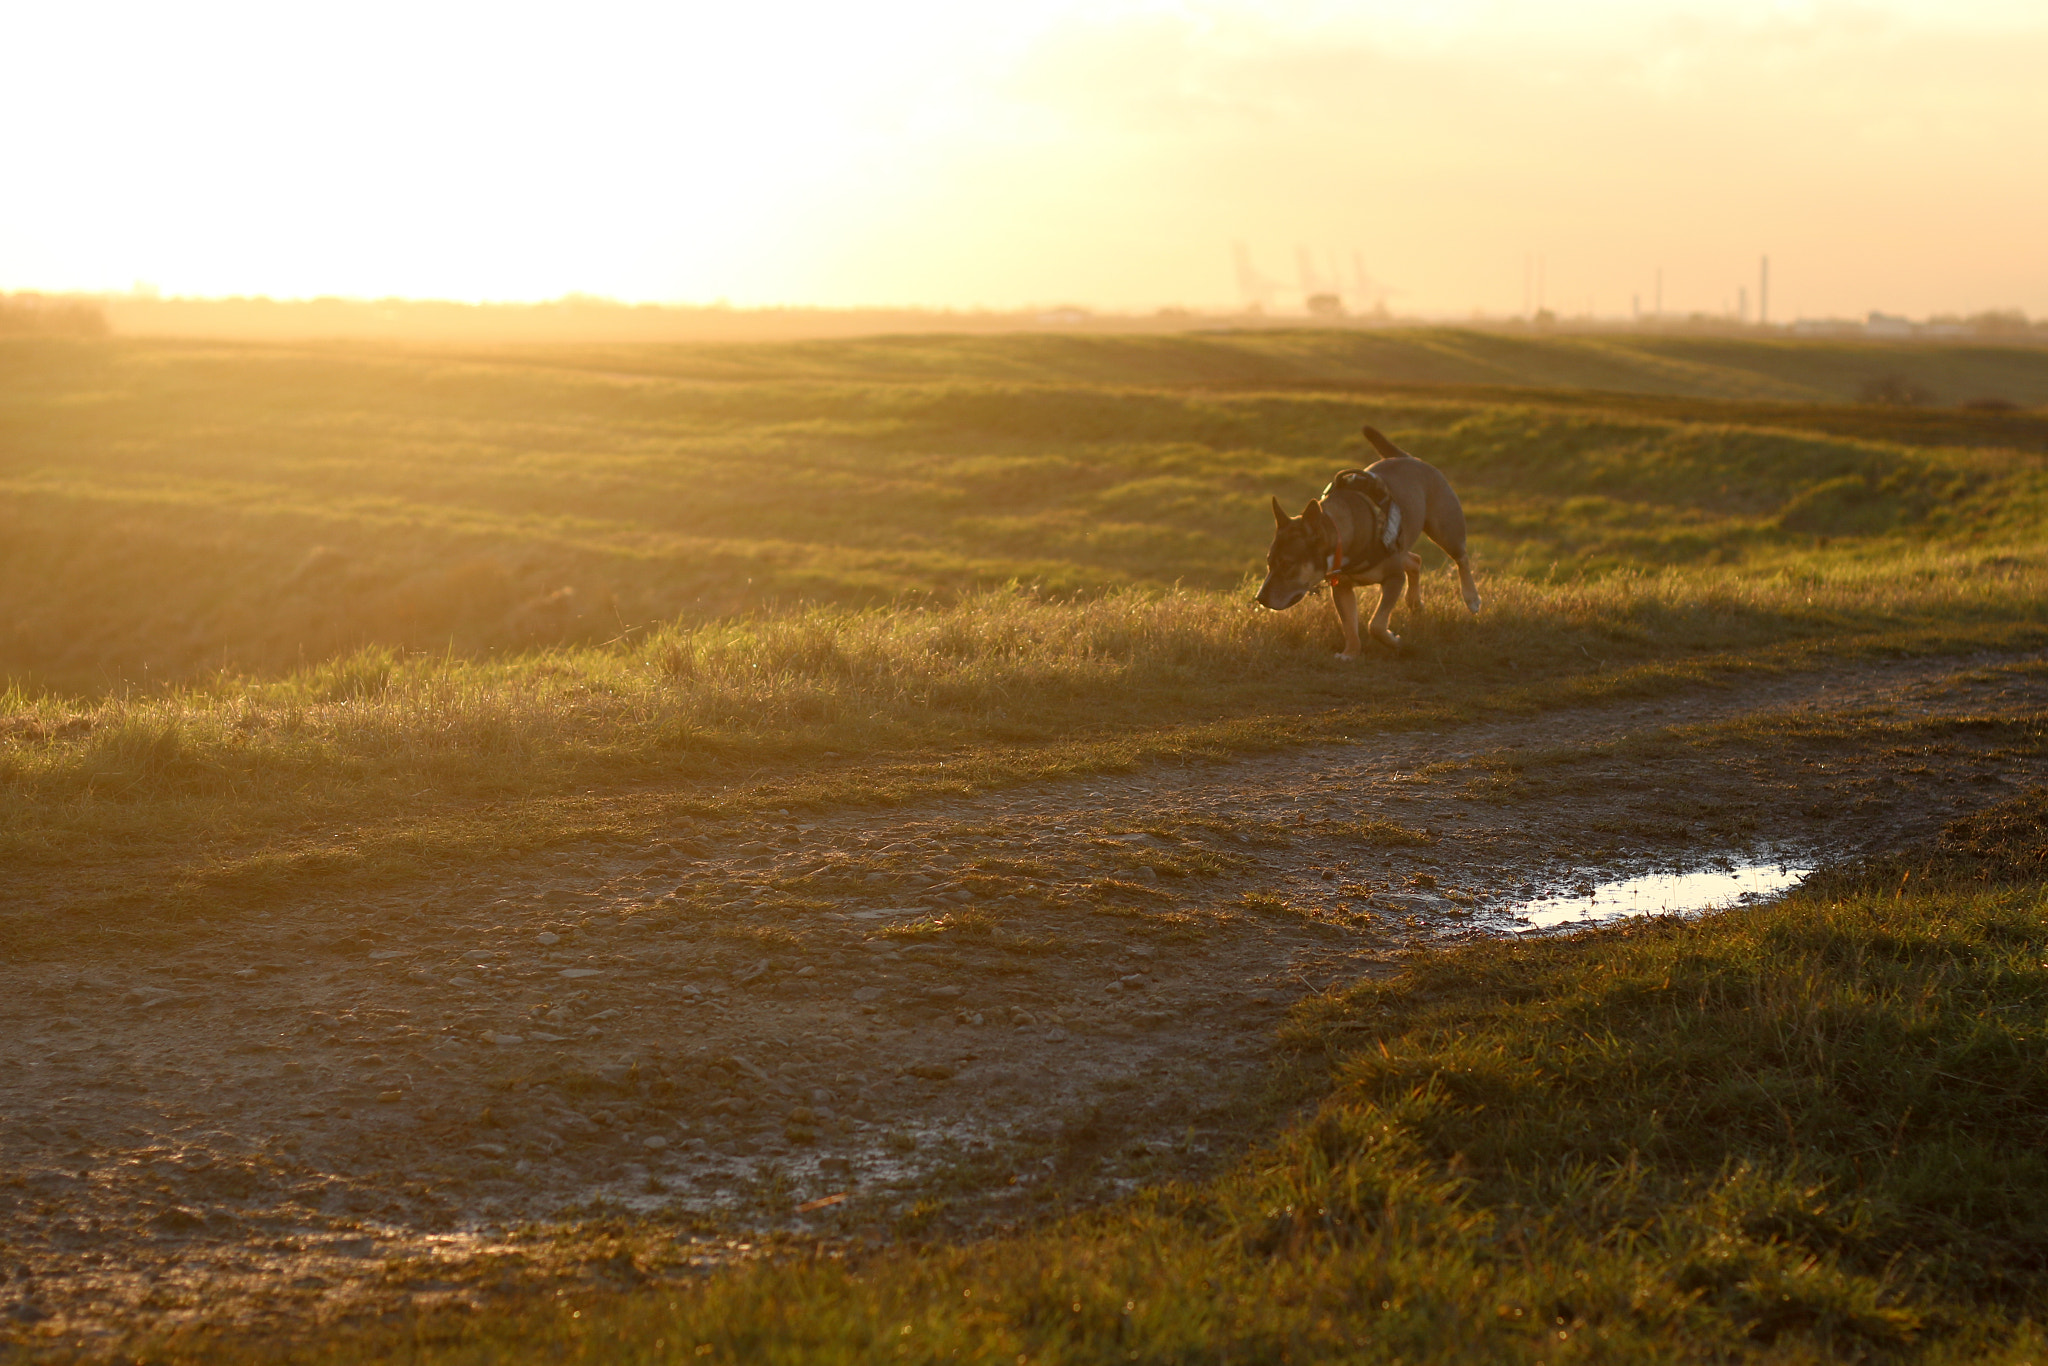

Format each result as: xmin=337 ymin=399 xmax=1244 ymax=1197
xmin=1453 ymin=552 xmax=1482 ymax=614
xmin=1424 ymin=512 xmax=1483 ymax=616
xmin=1403 ymin=551 xmax=1423 ymax=614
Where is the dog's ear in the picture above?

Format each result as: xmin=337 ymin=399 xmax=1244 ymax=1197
xmin=1270 ymin=495 xmax=1288 ymax=529
xmin=1299 ymin=499 xmax=1326 ymax=543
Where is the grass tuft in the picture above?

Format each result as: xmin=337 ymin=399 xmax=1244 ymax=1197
xmin=1352 ymin=817 xmax=1439 ymax=847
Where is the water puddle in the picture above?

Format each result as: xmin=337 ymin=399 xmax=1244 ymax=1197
xmin=1511 ymin=859 xmax=1812 ymax=930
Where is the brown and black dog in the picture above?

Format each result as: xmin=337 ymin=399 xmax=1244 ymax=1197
xmin=1256 ymin=425 xmax=1481 ymax=657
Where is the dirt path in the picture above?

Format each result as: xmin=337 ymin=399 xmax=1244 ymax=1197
xmin=6 ymin=650 xmax=2047 ymax=1351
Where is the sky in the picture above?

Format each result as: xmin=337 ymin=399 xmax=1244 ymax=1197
xmin=5 ymin=0 xmax=2046 ymax=319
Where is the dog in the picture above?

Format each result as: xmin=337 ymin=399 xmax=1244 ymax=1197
xmin=1256 ymin=425 xmax=1482 ymax=657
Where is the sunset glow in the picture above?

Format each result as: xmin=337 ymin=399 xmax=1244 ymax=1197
xmin=7 ymin=0 xmax=2046 ymax=318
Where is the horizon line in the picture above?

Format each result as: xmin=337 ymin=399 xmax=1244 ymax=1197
xmin=4 ymin=288 xmax=2040 ymax=330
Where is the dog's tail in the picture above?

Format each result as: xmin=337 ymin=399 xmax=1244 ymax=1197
xmin=1361 ymin=425 xmax=1409 ymax=461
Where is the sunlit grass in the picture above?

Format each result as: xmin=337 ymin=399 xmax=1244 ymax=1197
xmin=13 ymin=332 xmax=2048 ymax=1359
xmin=5 ymin=335 xmax=2047 ymax=692
xmin=6 ymin=547 xmax=2043 ymax=808
xmin=4 ymin=330 xmax=2047 ymax=938
xmin=1 ymin=542 xmax=2040 ymax=949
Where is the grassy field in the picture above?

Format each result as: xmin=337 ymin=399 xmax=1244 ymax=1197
xmin=5 ymin=330 xmax=2048 ymax=942
xmin=8 ymin=328 xmax=2048 ymax=1361
xmin=8 ymin=329 xmax=2048 ymax=688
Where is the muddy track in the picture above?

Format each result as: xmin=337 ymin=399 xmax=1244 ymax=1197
xmin=5 ymin=650 xmax=2047 ymax=1351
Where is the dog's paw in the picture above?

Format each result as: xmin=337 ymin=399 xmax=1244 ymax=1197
xmin=1334 ymin=650 xmax=1358 ymax=662
xmin=1465 ymin=593 xmax=1484 ymax=614
xmin=1372 ymin=632 xmax=1404 ymax=650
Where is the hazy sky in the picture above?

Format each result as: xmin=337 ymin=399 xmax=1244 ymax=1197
xmin=7 ymin=0 xmax=2045 ymax=318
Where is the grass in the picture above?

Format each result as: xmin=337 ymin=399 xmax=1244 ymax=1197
xmin=481 ymin=327 xmax=2048 ymax=406
xmin=15 ymin=328 xmax=2048 ymax=1360
xmin=6 ymin=333 xmax=2048 ymax=689
xmin=5 ymin=331 xmax=2048 ymax=945
xmin=136 ymin=792 xmax=2048 ymax=1364
xmin=1354 ymin=817 xmax=1439 ymax=847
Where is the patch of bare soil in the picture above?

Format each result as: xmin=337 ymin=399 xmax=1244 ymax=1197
xmin=5 ymin=651 xmax=2046 ymax=1353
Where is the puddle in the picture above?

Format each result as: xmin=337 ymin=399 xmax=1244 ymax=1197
xmin=1511 ymin=860 xmax=1812 ymax=930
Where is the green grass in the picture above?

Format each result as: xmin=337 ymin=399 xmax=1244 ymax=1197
xmin=16 ymin=328 xmax=2048 ymax=1361
xmin=5 ymin=332 xmax=2047 ymax=689
xmin=5 ymin=330 xmax=2048 ymax=946
xmin=488 ymin=327 xmax=2048 ymax=406
xmin=143 ymin=793 xmax=2048 ymax=1364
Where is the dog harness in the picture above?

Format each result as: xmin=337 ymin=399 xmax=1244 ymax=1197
xmin=1316 ymin=468 xmax=1402 ymax=585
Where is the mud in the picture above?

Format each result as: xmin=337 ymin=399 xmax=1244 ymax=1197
xmin=5 ymin=650 xmax=2046 ymax=1351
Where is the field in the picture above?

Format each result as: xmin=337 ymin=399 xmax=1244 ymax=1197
xmin=7 ymin=329 xmax=2048 ymax=929
xmin=4 ymin=327 xmax=2048 ymax=1361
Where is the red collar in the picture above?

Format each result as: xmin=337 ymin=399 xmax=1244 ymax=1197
xmin=1317 ymin=507 xmax=1345 ymax=583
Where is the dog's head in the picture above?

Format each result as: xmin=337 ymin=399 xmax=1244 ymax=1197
xmin=1255 ymin=496 xmax=1335 ymax=611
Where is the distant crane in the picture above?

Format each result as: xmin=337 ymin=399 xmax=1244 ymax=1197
xmin=1294 ymin=245 xmax=1325 ymax=294
xmin=1239 ymin=241 xmax=1393 ymax=316
xmin=1292 ymin=246 xmax=1341 ymax=317
xmin=1350 ymin=250 xmax=1393 ymax=316
xmin=1232 ymin=242 xmax=1283 ymax=313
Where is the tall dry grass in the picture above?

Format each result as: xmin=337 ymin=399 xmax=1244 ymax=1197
xmin=5 ymin=547 xmax=2042 ymax=813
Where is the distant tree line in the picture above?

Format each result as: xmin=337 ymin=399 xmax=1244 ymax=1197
xmin=0 ymin=294 xmax=109 ymax=337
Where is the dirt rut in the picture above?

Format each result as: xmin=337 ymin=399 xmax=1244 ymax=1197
xmin=5 ymin=650 xmax=2047 ymax=1349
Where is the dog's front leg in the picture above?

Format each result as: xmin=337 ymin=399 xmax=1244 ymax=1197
xmin=1339 ymin=553 xmax=1416 ymax=650
xmin=1367 ymin=576 xmax=1404 ymax=648
xmin=1330 ymin=582 xmax=1363 ymax=660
